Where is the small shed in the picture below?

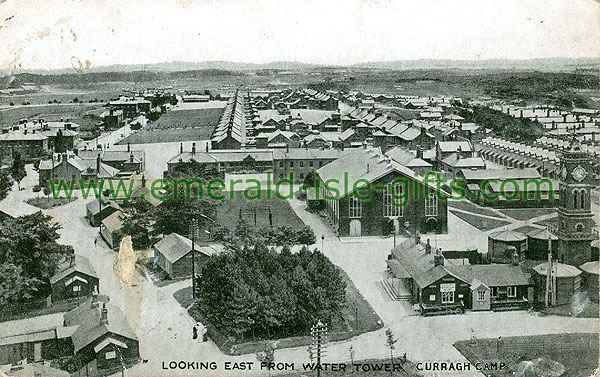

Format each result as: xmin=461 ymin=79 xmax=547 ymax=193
xmin=532 ymin=262 xmax=582 ymax=306
xmin=101 ymin=210 xmax=124 ymax=249
xmin=50 ymin=255 xmax=99 ymax=302
xmin=526 ymin=228 xmax=558 ymax=260
xmin=86 ymin=199 xmax=121 ymax=227
xmin=488 ymin=229 xmax=527 ymax=262
xmin=579 ymin=261 xmax=599 ymax=302
xmin=153 ymin=233 xmax=221 ymax=279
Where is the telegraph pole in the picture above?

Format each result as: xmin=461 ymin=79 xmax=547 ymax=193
xmin=189 ymin=218 xmax=199 ymax=299
xmin=309 ymin=321 xmax=328 ymax=377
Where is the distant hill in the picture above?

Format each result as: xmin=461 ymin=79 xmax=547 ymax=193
xmin=4 ymin=58 xmax=598 ymax=78
xmin=352 ymin=57 xmax=600 ymax=71
xmin=2 ymin=69 xmax=245 ymax=88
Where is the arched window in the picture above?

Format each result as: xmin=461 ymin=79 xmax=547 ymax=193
xmin=576 ymin=223 xmax=584 ymax=232
xmin=348 ymin=195 xmax=362 ymax=219
xmin=573 ymin=189 xmax=579 ymax=209
xmin=580 ymin=190 xmax=586 ymax=209
xmin=383 ymin=182 xmax=404 ymax=217
xmin=425 ymin=193 xmax=438 ymax=217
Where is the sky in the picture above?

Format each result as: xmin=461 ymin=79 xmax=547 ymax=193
xmin=0 ymin=0 xmax=599 ymax=70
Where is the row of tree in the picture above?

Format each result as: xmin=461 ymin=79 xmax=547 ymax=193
xmin=198 ymin=244 xmax=346 ymax=341
xmin=211 ymin=219 xmax=316 ymax=247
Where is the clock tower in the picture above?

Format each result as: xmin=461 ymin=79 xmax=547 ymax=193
xmin=556 ymin=137 xmax=596 ymax=267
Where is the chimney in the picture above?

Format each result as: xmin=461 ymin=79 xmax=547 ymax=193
xmin=127 ymin=143 xmax=130 ymax=152
xmin=425 ymin=238 xmax=431 ymax=254
xmin=180 ymin=143 xmax=183 ymax=154
xmin=416 ymin=147 xmax=423 ymax=159
xmin=414 ymin=230 xmax=421 ymax=245
xmin=129 ymin=152 xmax=134 ymax=162
xmin=96 ymin=154 xmax=101 ymax=175
xmin=191 ymin=142 xmax=196 ymax=155
xmin=100 ymin=303 xmax=108 ymax=324
xmin=546 ymin=109 xmax=550 ymax=117
xmin=366 ymin=163 xmax=370 ymax=173
xmin=519 ymin=110 xmax=523 ymax=118
xmin=434 ymin=249 xmax=444 ymax=266
xmin=62 ymin=152 xmax=67 ymax=163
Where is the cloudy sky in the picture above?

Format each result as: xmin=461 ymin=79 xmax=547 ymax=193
xmin=0 ymin=0 xmax=599 ymax=70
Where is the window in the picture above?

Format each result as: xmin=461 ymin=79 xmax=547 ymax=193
xmin=300 ymin=161 xmax=304 ymax=167
xmin=441 ymin=291 xmax=454 ymax=304
xmin=348 ymin=195 xmax=362 ymax=218
xmin=319 ymin=161 xmax=323 ymax=167
xmin=289 ymin=161 xmax=294 ymax=168
xmin=279 ymin=161 xmax=284 ymax=168
xmin=490 ymin=287 xmax=498 ymax=297
xmin=429 ymin=295 xmax=436 ymax=302
xmin=541 ymin=191 xmax=549 ymax=200
xmin=580 ymin=190 xmax=586 ymax=209
xmin=72 ymin=285 xmax=81 ymax=292
xmin=573 ymin=190 xmax=578 ymax=209
xmin=105 ymin=351 xmax=116 ymax=359
xmin=425 ymin=193 xmax=438 ymax=217
xmin=507 ymin=286 xmax=517 ymax=298
xmin=576 ymin=223 xmax=584 ymax=232
xmin=477 ymin=290 xmax=486 ymax=302
xmin=383 ymin=182 xmax=404 ymax=217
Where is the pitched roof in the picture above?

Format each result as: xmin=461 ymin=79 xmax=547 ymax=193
xmin=446 ymin=264 xmax=530 ymax=287
xmin=579 ymin=261 xmax=599 ymax=275
xmin=437 ymin=141 xmax=473 ymax=153
xmin=7 ymin=363 xmax=70 ymax=377
xmin=390 ymin=238 xmax=469 ymax=288
xmin=441 ymin=153 xmax=486 ymax=168
xmin=317 ymin=147 xmax=443 ymax=196
xmin=64 ymin=298 xmax=137 ymax=352
xmin=50 ymin=255 xmax=98 ymax=284
xmin=153 ymin=233 xmax=219 ymax=263
xmin=459 ymin=168 xmax=541 ymax=181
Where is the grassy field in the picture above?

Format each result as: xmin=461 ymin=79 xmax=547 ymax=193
xmin=448 ymin=200 xmax=503 ymax=218
xmin=450 ymin=210 xmax=511 ymax=232
xmin=0 ymin=103 xmax=106 ymax=128
xmin=116 ymin=107 xmax=224 ymax=144
xmin=498 ymin=208 xmax=557 ymax=221
xmin=26 ymin=197 xmax=76 ymax=209
xmin=174 ymin=269 xmax=384 ymax=356
xmin=454 ymin=333 xmax=599 ymax=377
xmin=215 ymin=190 xmax=306 ymax=230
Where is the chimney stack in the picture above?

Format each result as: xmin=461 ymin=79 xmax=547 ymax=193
xmin=434 ymin=249 xmax=444 ymax=266
xmin=180 ymin=143 xmax=183 ymax=154
xmin=191 ymin=142 xmax=196 ymax=155
xmin=100 ymin=303 xmax=108 ymax=324
xmin=127 ymin=143 xmax=130 ymax=152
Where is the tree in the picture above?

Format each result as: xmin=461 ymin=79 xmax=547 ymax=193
xmin=43 ymin=186 xmax=51 ymax=202
xmin=0 ymin=170 xmax=13 ymax=200
xmin=11 ymin=152 xmax=26 ymax=191
xmin=0 ymin=212 xmax=74 ymax=306
xmin=385 ymin=328 xmax=398 ymax=370
xmin=295 ymin=226 xmax=316 ymax=245
xmin=151 ymin=197 xmax=216 ymax=237
xmin=256 ymin=342 xmax=276 ymax=377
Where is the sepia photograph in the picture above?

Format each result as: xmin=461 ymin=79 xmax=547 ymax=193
xmin=0 ymin=0 xmax=598 ymax=376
